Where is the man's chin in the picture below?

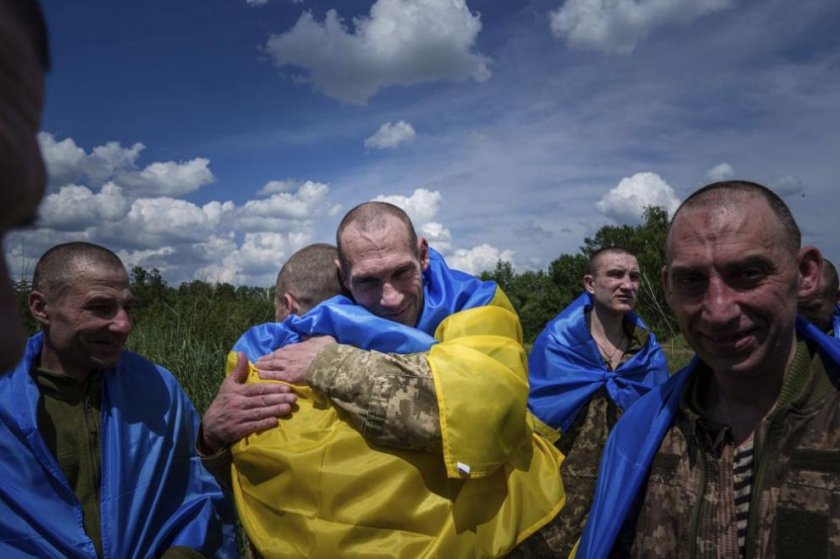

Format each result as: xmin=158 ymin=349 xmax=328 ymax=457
xmin=89 ymin=349 xmax=124 ymax=370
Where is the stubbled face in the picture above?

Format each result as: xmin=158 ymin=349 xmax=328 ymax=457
xmin=37 ymin=266 xmax=134 ymax=377
xmin=0 ymin=2 xmax=47 ymax=371
xmin=585 ymin=252 xmax=640 ymax=315
xmin=663 ymin=198 xmax=808 ymax=380
xmin=339 ymin=218 xmax=429 ymax=327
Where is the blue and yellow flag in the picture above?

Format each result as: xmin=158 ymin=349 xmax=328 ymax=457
xmin=576 ymin=316 xmax=840 ymax=558
xmin=230 ymin=249 xmax=565 ymax=559
xmin=0 ymin=334 xmax=237 ymax=558
xmin=528 ymin=292 xmax=670 ymax=434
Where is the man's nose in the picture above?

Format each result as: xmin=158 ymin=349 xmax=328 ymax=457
xmin=380 ymin=282 xmax=403 ymax=308
xmin=702 ymin=277 xmax=740 ymax=325
xmin=110 ymin=307 xmax=133 ymax=335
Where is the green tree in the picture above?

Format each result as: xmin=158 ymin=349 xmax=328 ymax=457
xmin=581 ymin=206 xmax=677 ymax=340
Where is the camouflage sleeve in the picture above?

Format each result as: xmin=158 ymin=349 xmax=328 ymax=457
xmin=307 ymin=343 xmax=442 ymax=453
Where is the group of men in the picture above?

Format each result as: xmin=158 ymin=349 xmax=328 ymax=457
xmin=2 ymin=1 xmax=840 ymax=557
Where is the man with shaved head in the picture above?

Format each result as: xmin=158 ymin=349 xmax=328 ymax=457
xmin=0 ymin=0 xmax=49 ymax=371
xmin=0 ymin=242 xmax=236 ymax=557
xmin=198 ymin=243 xmax=344 ymax=482
xmin=230 ymin=201 xmax=564 ymax=558
xmin=518 ymin=247 xmax=669 ymax=556
xmin=579 ymin=181 xmax=840 ymax=557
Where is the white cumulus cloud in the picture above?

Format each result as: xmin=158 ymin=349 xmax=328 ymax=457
xmin=374 ymin=188 xmax=442 ymax=226
xmin=116 ymin=158 xmax=214 ymax=197
xmin=113 ymin=198 xmax=235 ymax=246
xmin=446 ymin=243 xmax=515 ymax=275
xmin=239 ymin=180 xmax=331 ymax=231
xmin=38 ymin=133 xmax=86 ymax=187
xmin=550 ymin=0 xmax=733 ymax=54
xmin=38 ymin=183 xmax=130 ymax=231
xmin=38 ymin=132 xmax=213 ymax=197
xmin=365 ymin=120 xmax=417 ymax=150
xmin=705 ymin=162 xmax=735 ymax=182
xmin=595 ymin=172 xmax=680 ymax=224
xmin=265 ymin=0 xmax=491 ymax=103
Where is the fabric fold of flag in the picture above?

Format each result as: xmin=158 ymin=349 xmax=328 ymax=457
xmin=528 ymin=292 xmax=670 ymax=434
xmin=230 ymin=248 xmax=565 ymax=559
xmin=0 ymin=333 xmax=237 ymax=559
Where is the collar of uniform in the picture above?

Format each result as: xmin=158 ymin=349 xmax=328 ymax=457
xmin=678 ymin=338 xmax=832 ymax=446
xmin=32 ymin=365 xmax=102 ymax=404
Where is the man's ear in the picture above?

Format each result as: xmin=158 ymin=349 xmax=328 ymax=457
xmin=417 ymin=237 xmax=430 ymax=271
xmin=583 ymin=274 xmax=595 ymax=294
xmin=29 ymin=291 xmax=50 ymax=327
xmin=284 ymin=292 xmax=300 ymax=317
xmin=335 ymin=258 xmax=349 ymax=289
xmin=797 ymin=246 xmax=822 ymax=300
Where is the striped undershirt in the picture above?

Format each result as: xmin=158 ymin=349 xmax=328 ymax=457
xmin=734 ymin=437 xmax=755 ymax=558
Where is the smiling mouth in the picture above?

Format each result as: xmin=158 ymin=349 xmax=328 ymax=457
xmin=702 ymin=329 xmax=756 ymax=351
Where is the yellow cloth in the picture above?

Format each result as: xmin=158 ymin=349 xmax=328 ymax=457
xmin=230 ymin=290 xmax=565 ymax=558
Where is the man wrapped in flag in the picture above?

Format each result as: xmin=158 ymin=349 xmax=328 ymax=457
xmin=1 ymin=242 xmax=236 ymax=558
xmin=214 ymin=202 xmax=565 ymax=558
xmin=578 ymin=181 xmax=840 ymax=558
xmin=512 ymin=248 xmax=669 ymax=557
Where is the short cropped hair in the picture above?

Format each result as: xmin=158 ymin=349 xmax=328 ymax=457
xmin=32 ymin=242 xmax=125 ymax=300
xmin=668 ymin=180 xmax=801 ymax=259
xmin=275 ymin=243 xmax=344 ymax=313
xmin=584 ymin=247 xmax=635 ymax=277
xmin=336 ymin=201 xmax=418 ymax=272
xmin=4 ymin=0 xmax=50 ymax=69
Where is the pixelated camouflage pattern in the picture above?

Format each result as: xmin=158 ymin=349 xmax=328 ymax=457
xmin=308 ymin=343 xmax=442 ymax=452
xmin=508 ymin=326 xmax=648 ymax=558
xmin=628 ymin=340 xmax=840 ymax=558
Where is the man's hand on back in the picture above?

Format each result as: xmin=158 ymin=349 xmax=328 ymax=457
xmin=255 ymin=335 xmax=337 ymax=384
xmin=199 ymin=352 xmax=297 ymax=454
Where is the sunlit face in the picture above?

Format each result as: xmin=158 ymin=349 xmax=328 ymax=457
xmin=663 ymin=197 xmax=818 ymax=380
xmin=339 ymin=217 xmax=429 ymax=327
xmin=584 ymin=252 xmax=640 ymax=315
xmin=34 ymin=265 xmax=134 ymax=378
xmin=0 ymin=2 xmax=48 ymax=370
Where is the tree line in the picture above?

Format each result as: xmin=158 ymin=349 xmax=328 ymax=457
xmin=13 ymin=205 xmax=678 ymax=411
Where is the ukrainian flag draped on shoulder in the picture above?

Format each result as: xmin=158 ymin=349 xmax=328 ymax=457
xmin=527 ymin=292 xmax=669 ymax=434
xmin=231 ymin=248 xmax=565 ymax=559
xmin=576 ymin=316 xmax=840 ymax=558
xmin=0 ymin=333 xmax=237 ymax=558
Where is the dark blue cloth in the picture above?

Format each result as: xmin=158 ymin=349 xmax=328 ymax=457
xmin=0 ymin=333 xmax=237 ymax=559
xmin=234 ymin=248 xmax=498 ymax=361
xmin=577 ymin=316 xmax=840 ymax=558
xmin=527 ymin=292 xmax=670 ymax=433
xmin=833 ymin=304 xmax=840 ymax=338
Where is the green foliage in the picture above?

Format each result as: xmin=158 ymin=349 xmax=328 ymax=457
xmin=483 ymin=206 xmax=680 ymax=349
xmin=126 ymin=276 xmax=275 ymax=412
xmin=13 ymin=206 xmax=688 ymax=410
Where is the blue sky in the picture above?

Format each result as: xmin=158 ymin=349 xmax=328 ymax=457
xmin=8 ymin=0 xmax=840 ymax=285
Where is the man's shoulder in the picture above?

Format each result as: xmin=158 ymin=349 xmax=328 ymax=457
xmin=115 ymin=351 xmax=192 ymax=400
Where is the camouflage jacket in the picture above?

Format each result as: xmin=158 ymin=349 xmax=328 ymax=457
xmin=509 ymin=325 xmax=647 ymax=558
xmin=307 ymin=343 xmax=443 ymax=452
xmin=623 ymin=339 xmax=840 ymax=558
